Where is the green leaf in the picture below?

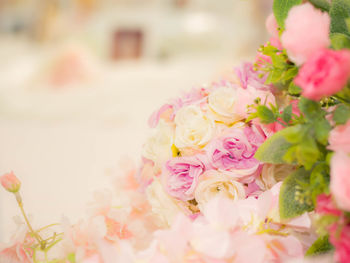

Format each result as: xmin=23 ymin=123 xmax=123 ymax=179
xmin=67 ymin=253 xmax=76 ymax=263
xmin=298 ymin=97 xmax=322 ymax=121
xmin=254 ymin=127 xmax=294 ymax=164
xmin=309 ymin=0 xmax=331 ymax=11
xmin=310 ymin=163 xmax=330 ymax=202
xmin=256 ymin=105 xmax=276 ymax=124
xmin=281 ymin=104 xmax=293 ymax=124
xmin=297 ymin=136 xmax=320 ymax=170
xmin=330 ymin=0 xmax=350 ymax=37
xmin=333 ymin=104 xmax=350 ymax=124
xmin=330 ymin=33 xmax=350 ymax=49
xmin=273 ymin=0 xmax=303 ymax=28
xmin=282 ymin=67 xmax=298 ymax=82
xmin=314 ymin=118 xmax=332 ymax=145
xmin=305 ymin=235 xmax=333 ymax=256
xmin=288 ymin=82 xmax=302 ymax=95
xmin=279 ymin=168 xmax=314 ymax=219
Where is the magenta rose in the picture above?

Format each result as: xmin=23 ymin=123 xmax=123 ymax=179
xmin=163 ymin=155 xmax=207 ymax=201
xmin=329 ymin=223 xmax=350 ymax=263
xmin=206 ymin=127 xmax=264 ymax=180
xmin=295 ymin=49 xmax=350 ymax=101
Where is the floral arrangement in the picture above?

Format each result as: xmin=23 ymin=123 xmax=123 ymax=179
xmin=2 ymin=0 xmax=350 ymax=262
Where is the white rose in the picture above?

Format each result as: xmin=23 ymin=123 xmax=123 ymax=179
xmin=256 ymin=164 xmax=296 ymax=190
xmin=194 ymin=170 xmax=246 ymax=210
xmin=146 ymin=179 xmax=182 ymax=227
xmin=142 ymin=120 xmax=175 ymax=169
xmin=208 ymin=86 xmax=244 ymax=124
xmin=174 ymin=105 xmax=214 ymax=149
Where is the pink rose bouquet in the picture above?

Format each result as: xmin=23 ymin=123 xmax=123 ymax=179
xmin=4 ymin=1 xmax=350 ymax=263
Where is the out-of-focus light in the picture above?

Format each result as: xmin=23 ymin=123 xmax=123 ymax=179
xmin=183 ymin=13 xmax=216 ymax=34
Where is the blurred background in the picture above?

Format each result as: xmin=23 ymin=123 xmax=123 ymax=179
xmin=0 ymin=0 xmax=272 ymax=242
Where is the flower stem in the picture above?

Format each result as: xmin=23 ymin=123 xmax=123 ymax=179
xmin=15 ymin=192 xmax=43 ymax=245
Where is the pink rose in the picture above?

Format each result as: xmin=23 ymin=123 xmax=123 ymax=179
xmin=163 ymin=155 xmax=207 ymax=201
xmin=329 ymin=119 xmax=350 ymax=153
xmin=148 ymin=88 xmax=207 ymax=128
xmin=329 ymin=223 xmax=350 ymax=263
xmin=330 ymin=152 xmax=350 ymax=211
xmin=0 ymin=171 xmax=21 ymax=193
xmin=315 ymin=194 xmax=342 ymax=216
xmin=206 ymin=127 xmax=264 ymax=180
xmin=295 ymin=49 xmax=350 ymax=101
xmin=281 ymin=3 xmax=330 ymax=65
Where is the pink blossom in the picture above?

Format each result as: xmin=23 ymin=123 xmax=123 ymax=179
xmin=266 ymin=14 xmax=279 ymax=38
xmin=329 ymin=119 xmax=350 ymax=153
xmin=0 ymin=171 xmax=21 ymax=193
xmin=295 ymin=49 xmax=350 ymax=100
xmin=329 ymin=223 xmax=350 ymax=263
xmin=0 ymin=227 xmax=34 ymax=263
xmin=281 ymin=3 xmax=330 ymax=65
xmin=163 ymin=155 xmax=207 ymax=201
xmin=235 ymin=62 xmax=271 ymax=91
xmin=205 ymin=127 xmax=264 ymax=180
xmin=148 ymin=104 xmax=173 ymax=128
xmin=330 ymin=152 xmax=350 ymax=211
xmin=316 ymin=194 xmax=342 ymax=216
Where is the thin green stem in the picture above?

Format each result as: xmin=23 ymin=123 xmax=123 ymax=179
xmin=15 ymin=192 xmax=43 ymax=244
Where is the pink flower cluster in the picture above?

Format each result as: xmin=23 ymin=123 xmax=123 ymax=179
xmin=143 ymin=76 xmax=277 ymax=204
xmin=269 ymin=3 xmax=350 ymax=101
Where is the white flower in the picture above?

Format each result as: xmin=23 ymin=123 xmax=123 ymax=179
xmin=174 ymin=105 xmax=214 ymax=149
xmin=256 ymin=164 xmax=296 ymax=190
xmin=146 ymin=179 xmax=182 ymax=227
xmin=208 ymin=86 xmax=244 ymax=124
xmin=142 ymin=120 xmax=175 ymax=169
xmin=194 ymin=170 xmax=246 ymax=210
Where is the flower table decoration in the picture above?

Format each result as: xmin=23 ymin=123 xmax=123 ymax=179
xmin=2 ymin=0 xmax=350 ymax=262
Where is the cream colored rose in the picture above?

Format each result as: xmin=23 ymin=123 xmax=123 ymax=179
xmin=142 ymin=120 xmax=175 ymax=169
xmin=146 ymin=179 xmax=182 ymax=227
xmin=256 ymin=164 xmax=296 ymax=190
xmin=174 ymin=105 xmax=214 ymax=149
xmin=208 ymin=86 xmax=244 ymax=124
xmin=194 ymin=170 xmax=245 ymax=210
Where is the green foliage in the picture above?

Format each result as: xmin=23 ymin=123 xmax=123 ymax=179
xmin=281 ymin=104 xmax=292 ymax=124
xmin=330 ymin=0 xmax=350 ymax=37
xmin=256 ymin=105 xmax=276 ymax=124
xmin=330 ymin=33 xmax=350 ymax=49
xmin=314 ymin=118 xmax=332 ymax=145
xmin=257 ymin=43 xmax=299 ymax=95
xmin=273 ymin=0 xmax=303 ymax=28
xmin=298 ymin=98 xmax=331 ymax=146
xmin=309 ymin=0 xmax=331 ymax=11
xmin=254 ymin=127 xmax=294 ymax=164
xmin=279 ymin=168 xmax=314 ymax=219
xmin=309 ymin=162 xmax=330 ymax=202
xmin=288 ymin=82 xmax=302 ymax=95
xmin=333 ymin=104 xmax=350 ymax=124
xmin=305 ymin=235 xmax=334 ymax=256
xmin=298 ymin=97 xmax=323 ymax=121
xmin=67 ymin=253 xmax=76 ymax=263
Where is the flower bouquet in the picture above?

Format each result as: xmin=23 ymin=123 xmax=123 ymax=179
xmin=2 ymin=0 xmax=350 ymax=262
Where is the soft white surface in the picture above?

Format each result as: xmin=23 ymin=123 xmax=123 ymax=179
xmin=0 ymin=54 xmax=248 ymax=242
